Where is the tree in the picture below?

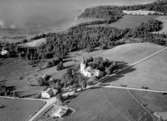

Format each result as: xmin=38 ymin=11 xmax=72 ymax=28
xmin=86 ymin=45 xmax=94 ymax=52
xmin=57 ymin=61 xmax=64 ymax=71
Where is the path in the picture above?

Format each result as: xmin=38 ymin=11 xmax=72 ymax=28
xmin=28 ymin=97 xmax=59 ymax=121
xmin=130 ymin=46 xmax=167 ymax=66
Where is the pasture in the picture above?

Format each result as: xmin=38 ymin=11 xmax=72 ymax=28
xmin=109 ymin=15 xmax=156 ymax=29
xmin=64 ymin=88 xmax=167 ymax=121
xmin=0 ymin=97 xmax=45 ymax=121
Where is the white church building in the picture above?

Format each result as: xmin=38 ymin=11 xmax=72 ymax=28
xmin=80 ymin=61 xmax=100 ymax=78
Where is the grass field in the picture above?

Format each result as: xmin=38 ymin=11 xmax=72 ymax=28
xmin=0 ymin=97 xmax=45 ymax=121
xmin=110 ymin=46 xmax=167 ymax=91
xmin=87 ymin=15 xmax=156 ymax=29
xmin=0 ymin=58 xmax=35 ymax=88
xmin=109 ymin=15 xmax=156 ymax=29
xmin=88 ymin=43 xmax=167 ymax=91
xmin=64 ymin=88 xmax=167 ymax=121
xmin=69 ymin=42 xmax=163 ymax=63
xmin=0 ymin=58 xmax=44 ymax=97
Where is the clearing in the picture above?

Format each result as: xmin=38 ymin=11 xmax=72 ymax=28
xmin=109 ymin=15 xmax=156 ymax=29
xmin=87 ymin=15 xmax=156 ymax=29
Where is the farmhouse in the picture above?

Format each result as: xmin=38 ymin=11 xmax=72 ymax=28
xmin=41 ymin=88 xmax=58 ymax=99
xmin=80 ymin=61 xmax=100 ymax=78
xmin=0 ymin=48 xmax=8 ymax=56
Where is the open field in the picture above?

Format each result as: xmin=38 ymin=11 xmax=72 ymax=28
xmin=21 ymin=38 xmax=47 ymax=47
xmin=109 ymin=46 xmax=167 ymax=91
xmin=87 ymin=15 xmax=156 ymax=29
xmin=64 ymin=88 xmax=167 ymax=121
xmin=89 ymin=43 xmax=167 ymax=91
xmin=0 ymin=58 xmax=44 ymax=96
xmin=69 ymin=42 xmax=163 ymax=63
xmin=0 ymin=58 xmax=36 ymax=88
xmin=155 ymin=16 xmax=167 ymax=34
xmin=109 ymin=15 xmax=156 ymax=29
xmin=0 ymin=97 xmax=45 ymax=121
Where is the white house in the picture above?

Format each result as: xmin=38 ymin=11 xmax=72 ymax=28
xmin=50 ymin=105 xmax=69 ymax=118
xmin=41 ymin=88 xmax=58 ymax=99
xmin=80 ymin=61 xmax=100 ymax=78
xmin=0 ymin=48 xmax=8 ymax=56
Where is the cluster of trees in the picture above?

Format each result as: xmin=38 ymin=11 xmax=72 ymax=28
xmin=37 ymin=74 xmax=63 ymax=93
xmin=36 ymin=26 xmax=128 ymax=60
xmin=143 ymin=33 xmax=167 ymax=46
xmin=55 ymin=57 xmax=127 ymax=91
xmin=35 ymin=57 xmax=128 ymax=94
xmin=62 ymin=68 xmax=88 ymax=89
xmin=79 ymin=7 xmax=123 ymax=23
xmin=0 ymin=81 xmax=15 ymax=96
xmin=37 ymin=70 xmax=87 ymax=92
xmin=126 ymin=19 xmax=163 ymax=38
xmin=77 ymin=19 xmax=117 ymax=26
xmin=44 ymin=58 xmax=62 ymax=68
xmin=84 ymin=57 xmax=126 ymax=75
